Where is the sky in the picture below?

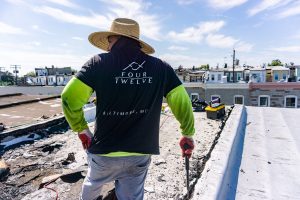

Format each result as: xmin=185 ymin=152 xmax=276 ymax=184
xmin=1 ymin=0 xmax=300 ymax=75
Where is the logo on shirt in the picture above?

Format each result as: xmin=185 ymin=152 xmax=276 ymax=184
xmin=115 ymin=61 xmax=153 ymax=85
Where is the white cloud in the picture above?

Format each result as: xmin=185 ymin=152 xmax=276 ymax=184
xmin=0 ymin=21 xmax=24 ymax=34
xmin=277 ymin=1 xmax=300 ymax=18
xmin=4 ymin=0 xmax=26 ymax=6
xmin=167 ymin=21 xmax=225 ymax=43
xmin=270 ymin=45 xmax=300 ymax=52
xmin=177 ymin=0 xmax=196 ymax=5
xmin=32 ymin=25 xmax=53 ymax=35
xmin=32 ymin=25 xmax=39 ymax=30
xmin=45 ymin=0 xmax=79 ymax=8
xmin=60 ymin=43 xmax=68 ymax=47
xmin=205 ymin=34 xmax=253 ymax=52
xmin=31 ymin=41 xmax=41 ymax=46
xmin=168 ymin=45 xmax=188 ymax=51
xmin=32 ymin=6 xmax=110 ymax=29
xmin=207 ymin=0 xmax=248 ymax=10
xmin=159 ymin=53 xmax=200 ymax=68
xmin=102 ymin=0 xmax=161 ymax=40
xmin=248 ymin=0 xmax=293 ymax=16
xmin=0 ymin=49 xmax=90 ymax=75
xmin=235 ymin=41 xmax=254 ymax=52
xmin=206 ymin=34 xmax=238 ymax=48
xmin=32 ymin=0 xmax=161 ymax=40
xmin=72 ymin=36 xmax=84 ymax=41
xmin=292 ymin=32 xmax=300 ymax=39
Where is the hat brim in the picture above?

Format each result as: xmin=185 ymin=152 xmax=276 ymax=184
xmin=88 ymin=31 xmax=155 ymax=54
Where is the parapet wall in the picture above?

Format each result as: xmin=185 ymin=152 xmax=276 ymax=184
xmin=0 ymin=86 xmax=64 ymax=95
xmin=192 ymin=105 xmax=247 ymax=199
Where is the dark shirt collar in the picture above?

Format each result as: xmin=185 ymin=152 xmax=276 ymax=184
xmin=111 ymin=36 xmax=141 ymax=54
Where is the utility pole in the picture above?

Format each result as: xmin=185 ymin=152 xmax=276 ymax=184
xmin=0 ymin=67 xmax=5 ymax=83
xmin=232 ymin=49 xmax=235 ymax=83
xmin=10 ymin=65 xmax=21 ymax=85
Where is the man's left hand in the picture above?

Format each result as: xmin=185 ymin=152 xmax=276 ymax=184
xmin=78 ymin=129 xmax=93 ymax=150
xmin=179 ymin=136 xmax=194 ymax=158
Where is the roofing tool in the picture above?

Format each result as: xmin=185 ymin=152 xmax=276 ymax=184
xmin=185 ymin=154 xmax=190 ymax=198
xmin=183 ymin=143 xmax=191 ymax=198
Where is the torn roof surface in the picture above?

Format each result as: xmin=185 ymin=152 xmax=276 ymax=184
xmin=1 ymin=109 xmax=226 ymax=200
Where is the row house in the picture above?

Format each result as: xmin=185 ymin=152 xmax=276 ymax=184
xmin=175 ymin=68 xmax=205 ymax=82
xmin=205 ymin=70 xmax=227 ymax=83
xmin=27 ymin=66 xmax=73 ymax=86
xmin=178 ymin=65 xmax=299 ymax=84
xmin=268 ymin=66 xmax=290 ymax=82
xmin=286 ymin=64 xmax=300 ymax=82
xmin=184 ymin=82 xmax=300 ymax=108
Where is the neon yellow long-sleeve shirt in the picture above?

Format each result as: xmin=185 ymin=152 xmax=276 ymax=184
xmin=61 ymin=77 xmax=195 ymax=156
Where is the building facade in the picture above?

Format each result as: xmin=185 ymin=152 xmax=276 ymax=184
xmin=183 ymin=82 xmax=300 ymax=108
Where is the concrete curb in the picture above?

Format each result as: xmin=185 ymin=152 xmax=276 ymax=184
xmin=0 ymin=93 xmax=22 ymax=98
xmin=0 ymin=115 xmax=66 ymax=141
xmin=0 ymin=106 xmax=96 ymax=141
xmin=192 ymin=105 xmax=247 ymax=200
xmin=0 ymin=95 xmax=61 ymax=109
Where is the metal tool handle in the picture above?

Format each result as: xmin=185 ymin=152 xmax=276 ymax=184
xmin=184 ymin=152 xmax=190 ymax=198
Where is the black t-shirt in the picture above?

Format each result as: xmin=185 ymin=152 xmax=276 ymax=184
xmin=76 ymin=47 xmax=181 ymax=154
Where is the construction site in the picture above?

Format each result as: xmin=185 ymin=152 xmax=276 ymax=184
xmin=1 ymin=87 xmax=299 ymax=200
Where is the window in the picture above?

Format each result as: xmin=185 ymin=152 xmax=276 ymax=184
xmin=190 ymin=93 xmax=199 ymax=101
xmin=274 ymin=73 xmax=279 ymax=81
xmin=211 ymin=74 xmax=215 ymax=81
xmin=218 ymin=74 xmax=221 ymax=81
xmin=211 ymin=95 xmax=220 ymax=101
xmin=283 ymin=73 xmax=287 ymax=80
xmin=234 ymin=95 xmax=244 ymax=105
xmin=237 ymin=73 xmax=241 ymax=81
xmin=284 ymin=95 xmax=297 ymax=108
xmin=258 ymin=95 xmax=270 ymax=107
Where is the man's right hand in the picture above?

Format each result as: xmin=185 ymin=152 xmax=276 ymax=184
xmin=78 ymin=129 xmax=93 ymax=150
xmin=179 ymin=137 xmax=194 ymax=158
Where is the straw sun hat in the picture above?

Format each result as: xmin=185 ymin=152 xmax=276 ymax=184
xmin=88 ymin=18 xmax=155 ymax=54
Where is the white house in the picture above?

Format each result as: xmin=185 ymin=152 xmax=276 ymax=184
xmin=293 ymin=65 xmax=300 ymax=82
xmin=27 ymin=66 xmax=73 ymax=86
xmin=63 ymin=75 xmax=72 ymax=85
xmin=47 ymin=75 xmax=57 ymax=86
xmin=271 ymin=66 xmax=290 ymax=82
xmin=32 ymin=76 xmax=47 ymax=85
xmin=205 ymin=70 xmax=226 ymax=83
xmin=224 ymin=67 xmax=244 ymax=83
xmin=56 ymin=75 xmax=64 ymax=86
xmin=35 ymin=68 xmax=48 ymax=76
xmin=249 ymin=68 xmax=266 ymax=83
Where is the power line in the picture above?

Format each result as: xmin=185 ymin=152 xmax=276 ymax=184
xmin=10 ymin=65 xmax=21 ymax=85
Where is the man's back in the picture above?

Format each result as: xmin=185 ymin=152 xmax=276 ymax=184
xmin=76 ymin=37 xmax=182 ymax=154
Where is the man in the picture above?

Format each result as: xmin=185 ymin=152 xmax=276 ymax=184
xmin=61 ymin=18 xmax=195 ymax=200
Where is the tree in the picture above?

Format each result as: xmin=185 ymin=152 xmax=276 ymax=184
xmin=268 ymin=59 xmax=283 ymax=66
xmin=200 ymin=64 xmax=209 ymax=70
xmin=0 ymin=71 xmax=14 ymax=85
xmin=25 ymin=71 xmax=36 ymax=77
xmin=176 ymin=65 xmax=184 ymax=72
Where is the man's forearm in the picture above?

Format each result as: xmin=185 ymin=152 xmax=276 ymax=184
xmin=166 ymin=85 xmax=195 ymax=136
xmin=61 ymin=77 xmax=93 ymax=132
